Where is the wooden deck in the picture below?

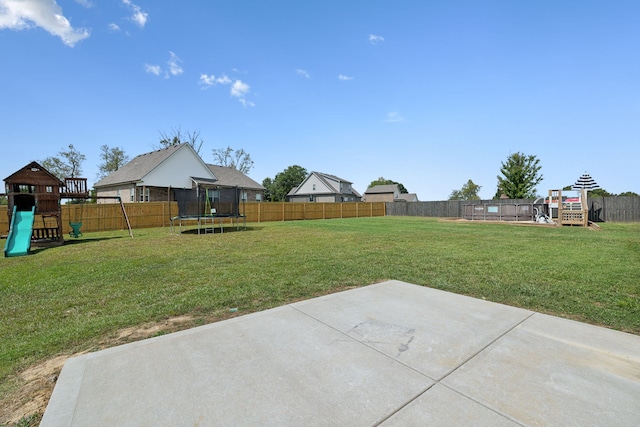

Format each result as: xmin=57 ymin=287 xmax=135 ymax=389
xmin=60 ymin=177 xmax=90 ymax=199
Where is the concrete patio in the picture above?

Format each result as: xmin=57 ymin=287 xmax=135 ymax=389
xmin=42 ymin=280 xmax=640 ymax=426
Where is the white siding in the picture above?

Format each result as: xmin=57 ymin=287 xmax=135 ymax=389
xmin=297 ymin=176 xmax=334 ymax=194
xmin=142 ymin=146 xmax=214 ymax=188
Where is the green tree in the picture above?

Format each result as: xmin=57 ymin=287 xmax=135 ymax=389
xmin=262 ymin=177 xmax=274 ymax=202
xmin=97 ymin=145 xmax=130 ymax=180
xmin=495 ymin=152 xmax=543 ymax=199
xmin=368 ymin=177 xmax=408 ymax=193
xmin=449 ymin=179 xmax=482 ymax=200
xmin=158 ymin=127 xmax=204 ymax=154
xmin=212 ymin=146 xmax=254 ymax=174
xmin=263 ymin=165 xmax=308 ymax=201
xmin=618 ymin=191 xmax=639 ymax=197
xmin=41 ymin=144 xmax=86 ymax=179
xmin=588 ymin=188 xmax=613 ymax=197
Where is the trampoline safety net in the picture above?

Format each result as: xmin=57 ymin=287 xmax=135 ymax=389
xmin=173 ymin=187 xmax=241 ymax=217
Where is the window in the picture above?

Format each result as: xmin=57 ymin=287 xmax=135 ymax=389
xmin=241 ymin=191 xmax=248 ymax=202
xmin=312 ymin=184 xmax=316 ymax=191
xmin=138 ymin=187 xmax=149 ymax=202
xmin=256 ymin=193 xmax=262 ymax=202
xmin=45 ymin=186 xmax=53 ymax=193
xmin=130 ymin=187 xmax=135 ymax=202
xmin=17 ymin=184 xmax=33 ymax=194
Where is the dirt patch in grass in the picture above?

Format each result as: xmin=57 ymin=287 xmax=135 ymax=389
xmin=0 ymin=315 xmax=197 ymax=426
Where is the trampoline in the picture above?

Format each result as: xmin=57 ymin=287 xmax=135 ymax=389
xmin=170 ymin=183 xmax=246 ymax=234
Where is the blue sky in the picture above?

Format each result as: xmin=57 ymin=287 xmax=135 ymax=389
xmin=1 ymin=0 xmax=638 ymax=200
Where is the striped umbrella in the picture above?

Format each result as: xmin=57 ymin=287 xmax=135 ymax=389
xmin=571 ymin=172 xmax=600 ymax=190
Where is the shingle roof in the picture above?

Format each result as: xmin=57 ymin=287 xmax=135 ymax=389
xmin=94 ymin=144 xmax=182 ymax=188
xmin=365 ymin=184 xmax=399 ymax=194
xmin=289 ymin=171 xmax=360 ymax=198
xmin=315 ymin=172 xmax=352 ymax=184
xmin=205 ymin=165 xmax=264 ymax=190
xmin=397 ymin=193 xmax=419 ymax=202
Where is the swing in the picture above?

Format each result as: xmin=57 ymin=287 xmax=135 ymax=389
xmin=69 ymin=200 xmax=84 ymax=238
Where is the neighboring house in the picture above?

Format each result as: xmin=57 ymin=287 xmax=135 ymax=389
xmin=396 ymin=193 xmax=419 ymax=202
xmin=287 ymin=172 xmax=361 ymax=202
xmin=363 ymin=184 xmax=418 ymax=202
xmin=94 ymin=144 xmax=264 ymax=203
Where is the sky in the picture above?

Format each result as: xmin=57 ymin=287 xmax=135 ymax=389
xmin=1 ymin=0 xmax=639 ymax=200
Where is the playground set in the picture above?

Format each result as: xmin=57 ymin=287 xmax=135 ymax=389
xmin=463 ymin=172 xmax=600 ymax=226
xmin=463 ymin=188 xmax=590 ymax=226
xmin=3 ymin=161 xmax=132 ymax=257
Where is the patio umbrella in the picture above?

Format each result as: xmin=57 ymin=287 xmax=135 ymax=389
xmin=571 ymin=172 xmax=600 ymax=190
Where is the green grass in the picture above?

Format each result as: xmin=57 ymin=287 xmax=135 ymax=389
xmin=1 ymin=217 xmax=639 ymax=398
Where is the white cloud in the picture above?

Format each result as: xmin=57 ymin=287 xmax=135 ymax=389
xmin=296 ymin=69 xmax=310 ymax=79
xmin=231 ymin=80 xmax=250 ymax=97
xmin=199 ymin=73 xmax=231 ymax=88
xmin=238 ymin=98 xmax=255 ymax=108
xmin=108 ymin=22 xmax=120 ymax=32
xmin=217 ymin=74 xmax=231 ymax=85
xmin=200 ymin=71 xmax=254 ymax=106
xmin=145 ymin=52 xmax=184 ymax=78
xmin=122 ymin=0 xmax=147 ymax=28
xmin=144 ymin=63 xmax=161 ymax=75
xmin=384 ymin=112 xmax=405 ymax=123
xmin=167 ymin=51 xmax=183 ymax=76
xmin=368 ymin=34 xmax=384 ymax=44
xmin=0 ymin=0 xmax=90 ymax=46
xmin=74 ymin=0 xmax=92 ymax=7
xmin=231 ymin=80 xmax=255 ymax=107
xmin=338 ymin=74 xmax=353 ymax=81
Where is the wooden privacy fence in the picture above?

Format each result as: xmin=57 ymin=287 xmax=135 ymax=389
xmin=587 ymin=196 xmax=640 ymax=223
xmin=0 ymin=202 xmax=386 ymax=235
xmin=2 ymin=197 xmax=637 ymax=235
xmin=386 ymin=196 xmax=640 ymax=222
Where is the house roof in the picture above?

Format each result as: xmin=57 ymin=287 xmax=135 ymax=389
xmin=288 ymin=171 xmax=361 ymax=197
xmin=204 ymin=165 xmax=265 ymax=190
xmin=309 ymin=171 xmax=354 ymax=194
xmin=94 ymin=144 xmax=184 ymax=188
xmin=397 ymin=193 xmax=419 ymax=202
xmin=315 ymin=171 xmax=352 ymax=184
xmin=4 ymin=161 xmax=63 ymax=185
xmin=365 ymin=184 xmax=399 ymax=194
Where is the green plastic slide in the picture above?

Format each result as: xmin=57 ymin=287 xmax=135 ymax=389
xmin=4 ymin=206 xmax=35 ymax=257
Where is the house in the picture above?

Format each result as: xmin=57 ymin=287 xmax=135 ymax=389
xmin=363 ymin=184 xmax=419 ymax=202
xmin=287 ymin=172 xmax=361 ymax=202
xmin=396 ymin=193 xmax=419 ymax=202
xmin=206 ymin=164 xmax=264 ymax=202
xmin=94 ymin=144 xmax=264 ymax=203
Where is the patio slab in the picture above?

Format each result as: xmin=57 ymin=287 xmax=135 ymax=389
xmin=42 ymin=280 xmax=640 ymax=426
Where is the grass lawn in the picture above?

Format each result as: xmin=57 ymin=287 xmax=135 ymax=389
xmin=1 ymin=216 xmax=639 ymax=415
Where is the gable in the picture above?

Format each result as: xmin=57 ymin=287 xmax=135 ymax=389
xmin=95 ymin=144 xmax=215 ymax=189
xmin=144 ymin=146 xmax=214 ymax=188
xmin=296 ymin=173 xmax=337 ymax=194
xmin=4 ymin=161 xmax=63 ymax=186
